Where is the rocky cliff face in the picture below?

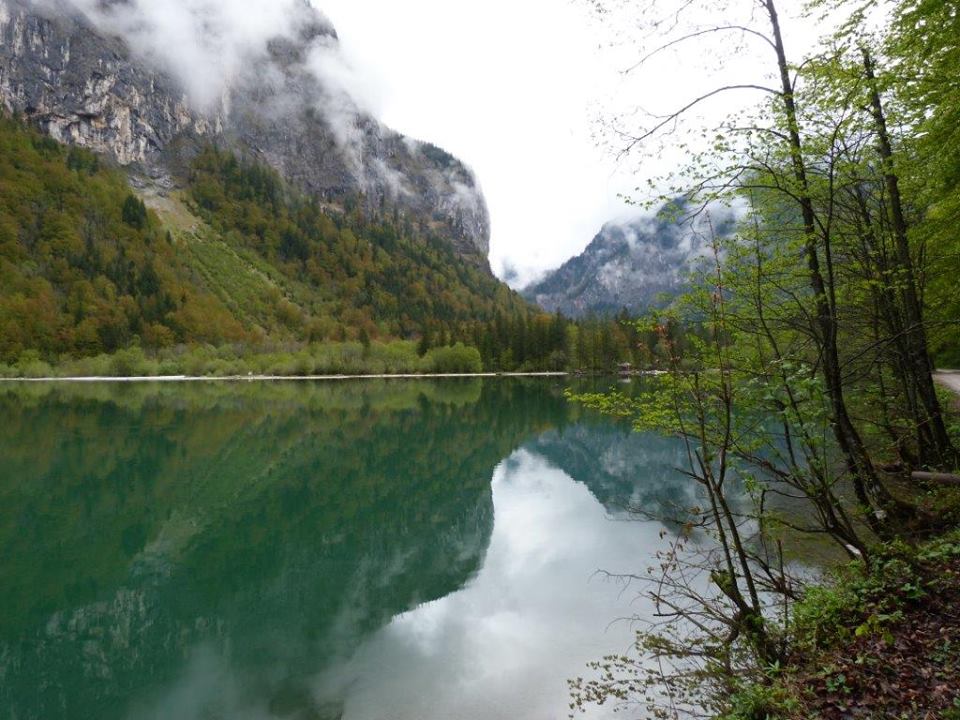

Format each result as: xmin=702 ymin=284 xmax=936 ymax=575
xmin=0 ymin=0 xmax=213 ymax=163
xmin=0 ymin=0 xmax=490 ymax=260
xmin=523 ymin=203 xmax=734 ymax=316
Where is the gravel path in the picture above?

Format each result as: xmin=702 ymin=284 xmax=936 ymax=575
xmin=935 ymin=372 xmax=960 ymax=395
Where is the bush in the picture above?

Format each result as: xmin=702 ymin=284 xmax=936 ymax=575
xmin=182 ymin=346 xmax=217 ymax=376
xmin=62 ymin=354 xmax=113 ymax=377
xmin=722 ymin=682 xmax=797 ymax=720
xmin=20 ymin=359 xmax=53 ymax=378
xmin=424 ymin=343 xmax=483 ymax=374
xmin=16 ymin=350 xmax=52 ymax=378
xmin=204 ymin=358 xmax=235 ymax=377
xmin=109 ymin=347 xmax=147 ymax=377
xmin=157 ymin=359 xmax=181 ymax=376
xmin=789 ymin=549 xmax=923 ymax=654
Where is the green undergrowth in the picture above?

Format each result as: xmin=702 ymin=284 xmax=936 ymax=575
xmin=0 ymin=340 xmax=484 ymax=378
xmin=723 ymin=531 xmax=960 ymax=720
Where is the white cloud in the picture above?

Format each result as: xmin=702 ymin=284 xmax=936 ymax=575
xmin=321 ymin=0 xmax=840 ymax=287
xmin=41 ymin=0 xmax=843 ymax=288
xmin=48 ymin=0 xmax=319 ymax=110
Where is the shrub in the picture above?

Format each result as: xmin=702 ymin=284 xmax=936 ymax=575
xmin=109 ymin=347 xmax=147 ymax=377
xmin=721 ymin=682 xmax=797 ymax=720
xmin=68 ymin=354 xmax=114 ymax=377
xmin=424 ymin=343 xmax=483 ymax=374
xmin=157 ymin=359 xmax=181 ymax=376
xmin=182 ymin=347 xmax=217 ymax=376
xmin=16 ymin=350 xmax=52 ymax=378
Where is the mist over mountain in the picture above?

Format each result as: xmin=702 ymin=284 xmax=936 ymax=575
xmin=0 ymin=0 xmax=490 ymax=260
xmin=0 ymin=0 xmax=542 ymax=362
xmin=522 ymin=202 xmax=736 ymax=317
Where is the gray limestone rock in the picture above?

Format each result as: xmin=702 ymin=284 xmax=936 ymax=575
xmin=0 ymin=0 xmax=490 ymax=260
xmin=522 ymin=202 xmax=735 ymax=316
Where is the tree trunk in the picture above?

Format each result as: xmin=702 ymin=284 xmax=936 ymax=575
xmin=861 ymin=47 xmax=958 ymax=471
xmin=762 ymin=0 xmax=907 ymax=534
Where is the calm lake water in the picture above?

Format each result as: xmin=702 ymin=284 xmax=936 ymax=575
xmin=0 ymin=378 xmax=697 ymax=720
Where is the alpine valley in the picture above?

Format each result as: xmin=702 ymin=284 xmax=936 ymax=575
xmin=522 ymin=203 xmax=736 ymax=318
xmin=0 ymin=0 xmax=730 ymax=378
xmin=0 ymin=0 xmax=532 ymax=368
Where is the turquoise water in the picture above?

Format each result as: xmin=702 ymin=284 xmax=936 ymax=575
xmin=0 ymin=378 xmax=694 ymax=720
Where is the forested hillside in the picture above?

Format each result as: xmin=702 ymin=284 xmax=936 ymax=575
xmin=187 ymin=147 xmax=528 ymax=339
xmin=0 ymin=114 xmax=676 ymax=376
xmin=0 ymin=117 xmax=248 ymax=359
xmin=0 ymin=115 xmax=531 ymax=366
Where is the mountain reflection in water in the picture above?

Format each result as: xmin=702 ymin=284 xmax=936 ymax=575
xmin=0 ymin=378 xmax=695 ymax=720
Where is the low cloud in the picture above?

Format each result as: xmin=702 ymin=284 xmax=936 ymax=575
xmin=29 ymin=0 xmax=491 ymax=220
xmin=35 ymin=0 xmax=381 ymax=170
xmin=41 ymin=0 xmax=330 ymax=110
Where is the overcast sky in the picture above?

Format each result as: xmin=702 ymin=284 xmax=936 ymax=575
xmin=317 ymin=0 xmax=835 ymax=288
xmin=55 ymin=0 xmax=832 ymax=288
xmin=319 ymin=0 xmax=632 ymax=287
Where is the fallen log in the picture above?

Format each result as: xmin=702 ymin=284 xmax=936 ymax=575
xmin=911 ymin=471 xmax=960 ymax=486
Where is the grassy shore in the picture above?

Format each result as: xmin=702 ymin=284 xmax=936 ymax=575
xmin=0 ymin=340 xmax=489 ymax=379
xmin=0 ymin=372 xmax=569 ymax=383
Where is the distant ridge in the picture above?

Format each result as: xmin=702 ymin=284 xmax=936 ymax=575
xmin=523 ymin=202 xmax=735 ymax=317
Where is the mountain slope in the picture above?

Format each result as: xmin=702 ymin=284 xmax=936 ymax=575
xmin=523 ymin=205 xmax=733 ymax=317
xmin=0 ymin=0 xmax=489 ymax=261
xmin=0 ymin=116 xmax=529 ymax=361
xmin=0 ymin=0 xmax=541 ymax=362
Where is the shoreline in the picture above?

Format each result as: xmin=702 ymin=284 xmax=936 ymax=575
xmin=0 ymin=371 xmax=572 ymax=383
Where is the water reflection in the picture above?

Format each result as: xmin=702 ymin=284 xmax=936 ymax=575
xmin=530 ymin=424 xmax=699 ymax=520
xmin=314 ymin=449 xmax=668 ymax=720
xmin=0 ymin=379 xmax=694 ymax=720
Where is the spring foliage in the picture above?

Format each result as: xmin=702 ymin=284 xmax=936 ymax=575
xmin=0 ymin=117 xmax=533 ymax=364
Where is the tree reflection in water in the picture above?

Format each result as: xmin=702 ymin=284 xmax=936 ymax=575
xmin=0 ymin=378 xmax=697 ymax=720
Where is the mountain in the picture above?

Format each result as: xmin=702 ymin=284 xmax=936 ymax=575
xmin=0 ymin=0 xmax=488 ymax=259
xmin=523 ymin=204 xmax=733 ymax=317
xmin=0 ymin=0 xmax=533 ymax=360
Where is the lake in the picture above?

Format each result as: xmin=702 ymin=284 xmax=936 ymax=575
xmin=0 ymin=378 xmax=697 ymax=720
